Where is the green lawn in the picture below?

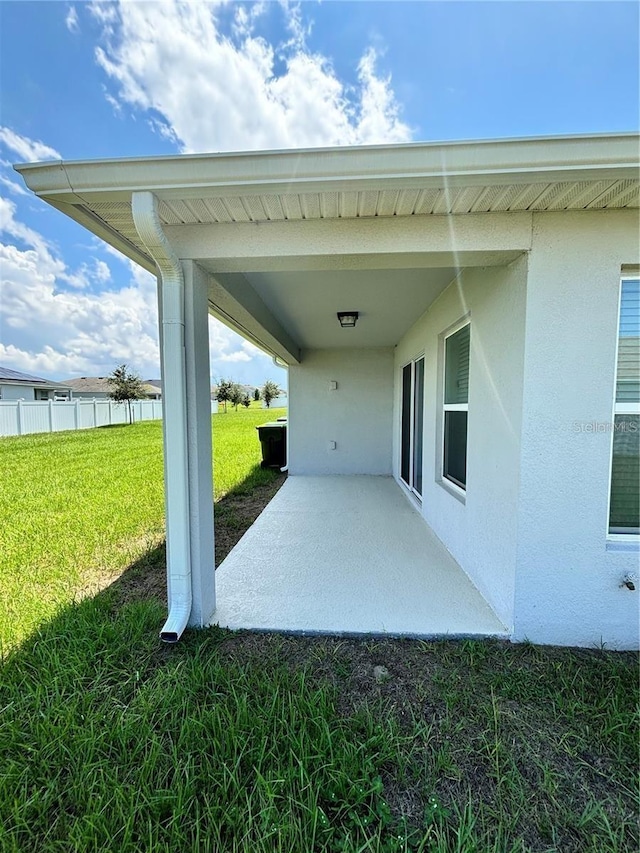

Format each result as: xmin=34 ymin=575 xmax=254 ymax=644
xmin=0 ymin=413 xmax=637 ymax=852
xmin=0 ymin=408 xmax=285 ymax=651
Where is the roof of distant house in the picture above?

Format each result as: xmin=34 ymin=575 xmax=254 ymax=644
xmin=0 ymin=365 xmax=71 ymax=389
xmin=64 ymin=377 xmax=113 ymax=393
xmin=65 ymin=377 xmax=161 ymax=396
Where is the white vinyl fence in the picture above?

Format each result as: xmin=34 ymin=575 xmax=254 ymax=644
xmin=0 ymin=398 xmax=165 ymax=437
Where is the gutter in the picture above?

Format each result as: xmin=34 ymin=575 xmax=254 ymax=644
xmin=131 ymin=191 xmax=192 ymax=643
xmin=14 ymin=133 xmax=640 ymax=202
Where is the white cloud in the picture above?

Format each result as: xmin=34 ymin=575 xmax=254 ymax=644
xmin=0 ymin=196 xmax=159 ymax=376
xmin=94 ymin=259 xmax=112 ymax=283
xmin=1 ymin=2 xmax=413 ymax=386
xmin=0 ymin=127 xmax=61 ymax=162
xmin=0 ymin=238 xmax=161 ymax=377
xmin=219 ymin=350 xmax=252 ymax=363
xmin=65 ymin=5 xmax=79 ymax=34
xmin=92 ymin=0 xmax=411 ymax=154
xmin=0 ymin=196 xmax=62 ymax=266
xmin=103 ymin=88 xmax=123 ymax=116
xmin=0 ymin=175 xmax=28 ymax=196
xmin=0 ymin=195 xmax=275 ymax=382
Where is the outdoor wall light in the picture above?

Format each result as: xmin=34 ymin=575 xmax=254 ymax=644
xmin=337 ymin=311 xmax=359 ymax=328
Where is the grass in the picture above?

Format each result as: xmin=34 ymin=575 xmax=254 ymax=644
xmin=0 ymin=408 xmax=285 ymax=651
xmin=0 ymin=611 xmax=637 ymax=852
xmin=0 ymin=412 xmax=638 ymax=852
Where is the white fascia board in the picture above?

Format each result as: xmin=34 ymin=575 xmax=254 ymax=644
xmin=14 ymin=133 xmax=640 ymax=204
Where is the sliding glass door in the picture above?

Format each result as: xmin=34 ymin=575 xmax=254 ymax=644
xmin=400 ymin=356 xmax=424 ymax=497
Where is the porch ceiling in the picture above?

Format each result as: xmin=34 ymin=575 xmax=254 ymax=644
xmin=240 ymin=268 xmax=458 ymax=349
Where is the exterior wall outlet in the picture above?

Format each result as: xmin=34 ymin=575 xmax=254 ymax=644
xmin=329 ymin=380 xmax=338 ymax=390
xmin=328 ymin=440 xmax=336 ymax=450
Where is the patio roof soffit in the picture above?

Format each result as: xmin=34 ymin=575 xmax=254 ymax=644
xmin=207 ymin=272 xmax=302 ymax=365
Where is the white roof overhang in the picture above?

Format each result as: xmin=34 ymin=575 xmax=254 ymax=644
xmin=14 ymin=133 xmax=640 ymax=360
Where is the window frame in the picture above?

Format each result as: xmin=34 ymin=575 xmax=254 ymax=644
xmin=607 ymin=273 xmax=640 ymax=542
xmin=439 ymin=317 xmax=471 ymax=500
xmin=399 ymin=352 xmax=425 ymax=501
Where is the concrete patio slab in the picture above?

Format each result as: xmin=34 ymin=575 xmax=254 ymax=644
xmin=212 ymin=475 xmax=508 ymax=637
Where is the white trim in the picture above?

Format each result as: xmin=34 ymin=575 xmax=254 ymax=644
xmin=607 ymin=533 xmax=640 ymax=545
xmin=399 ymin=353 xmax=425 ymax=500
xmin=397 ymin=475 xmax=423 ymax=509
xmin=440 ymin=319 xmax=471 ymax=494
xmin=615 ymin=402 xmax=640 ymax=415
xmin=606 ymin=273 xmax=640 ymax=540
xmin=15 ymin=133 xmax=639 ymax=201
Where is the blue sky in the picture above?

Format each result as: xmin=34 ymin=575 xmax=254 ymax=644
xmin=0 ymin=0 xmax=638 ymax=386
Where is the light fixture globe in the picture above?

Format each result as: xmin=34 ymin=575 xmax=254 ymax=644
xmin=337 ymin=311 xmax=359 ymax=328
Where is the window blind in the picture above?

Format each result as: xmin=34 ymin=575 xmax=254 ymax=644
xmin=616 ymin=278 xmax=640 ymax=403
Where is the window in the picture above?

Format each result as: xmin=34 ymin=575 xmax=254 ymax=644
xmin=442 ymin=323 xmax=470 ymax=491
xmin=609 ymin=277 xmax=640 ymax=536
xmin=400 ymin=356 xmax=425 ymax=497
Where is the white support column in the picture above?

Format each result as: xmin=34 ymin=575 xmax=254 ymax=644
xmin=182 ymin=260 xmax=216 ymax=626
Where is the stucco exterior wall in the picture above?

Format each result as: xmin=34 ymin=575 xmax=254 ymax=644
xmin=393 ymin=257 xmax=528 ymax=629
xmin=513 ymin=209 xmax=639 ymax=649
xmin=0 ymin=384 xmax=36 ymax=401
xmin=288 ymin=348 xmax=394 ymax=475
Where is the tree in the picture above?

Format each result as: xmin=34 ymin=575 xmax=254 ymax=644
xmin=242 ymin=393 xmax=251 ymax=409
xmin=229 ymin=383 xmax=244 ymax=410
xmin=107 ymin=364 xmax=147 ymax=424
xmin=216 ymin=379 xmax=234 ymax=413
xmin=261 ymin=380 xmax=281 ymax=408
xmin=253 ymin=388 xmax=260 ymax=402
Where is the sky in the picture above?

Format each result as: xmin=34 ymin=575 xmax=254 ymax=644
xmin=0 ymin=1 xmax=638 ymax=388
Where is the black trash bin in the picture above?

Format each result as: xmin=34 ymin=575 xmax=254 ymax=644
xmin=256 ymin=421 xmax=287 ymax=468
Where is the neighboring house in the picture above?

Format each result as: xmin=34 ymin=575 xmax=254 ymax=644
xmin=16 ymin=133 xmax=639 ymax=649
xmin=210 ymin=383 xmax=257 ymax=404
xmin=145 ymin=379 xmax=163 ymax=395
xmin=64 ymin=377 xmax=162 ymax=400
xmin=0 ymin=366 xmax=72 ymax=401
xmin=262 ymin=391 xmax=288 ymax=409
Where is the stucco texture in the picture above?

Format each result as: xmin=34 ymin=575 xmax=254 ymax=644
xmin=288 ymin=348 xmax=394 ymax=475
xmin=394 ymin=256 xmax=527 ymax=630
xmin=513 ymin=210 xmax=640 ymax=649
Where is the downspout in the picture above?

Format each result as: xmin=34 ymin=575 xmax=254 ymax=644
xmin=131 ymin=191 xmax=191 ymax=643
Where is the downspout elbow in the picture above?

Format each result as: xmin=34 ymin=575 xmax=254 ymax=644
xmin=159 ymin=593 xmax=191 ymax=643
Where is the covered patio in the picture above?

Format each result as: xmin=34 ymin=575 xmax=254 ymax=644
xmin=214 ymin=475 xmax=506 ymax=637
xmin=15 ymin=134 xmax=639 ymax=647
